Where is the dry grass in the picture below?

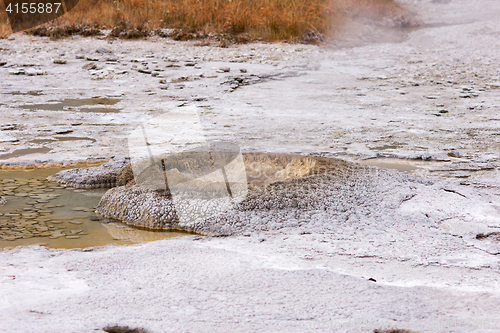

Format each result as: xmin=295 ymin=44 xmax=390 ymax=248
xmin=374 ymin=329 xmax=421 ymax=333
xmin=0 ymin=0 xmax=409 ymax=41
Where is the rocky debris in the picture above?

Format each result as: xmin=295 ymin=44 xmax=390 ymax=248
xmin=300 ymin=30 xmax=325 ymax=45
xmin=48 ymin=156 xmax=130 ymax=188
xmin=96 ymin=47 xmax=113 ymax=54
xmin=103 ymin=326 xmax=151 ymax=333
xmin=447 ymin=150 xmax=462 ymax=158
xmin=221 ymin=71 xmax=300 ymax=91
xmin=106 ymin=91 xmax=125 ymax=98
xmin=0 ymin=124 xmax=19 ymax=131
xmin=9 ymin=68 xmax=44 ymax=76
xmin=0 ymin=134 xmax=19 ymax=143
xmin=0 ymin=196 xmax=5 ymax=206
xmin=374 ymin=329 xmax=420 ymax=333
xmin=55 ymin=128 xmax=73 ymax=134
xmin=25 ymin=68 xmax=44 ymax=76
xmin=430 ymin=162 xmax=495 ymax=172
xmin=476 ymin=232 xmax=500 ymax=241
xmin=53 ymin=59 xmax=67 ymax=64
xmin=28 ymin=25 xmax=103 ymax=38
xmin=109 ymin=27 xmax=150 ymax=39
xmin=168 ymin=29 xmax=208 ymax=41
xmin=82 ymin=63 xmax=98 ymax=70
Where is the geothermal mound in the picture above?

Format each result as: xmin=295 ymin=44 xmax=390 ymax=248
xmin=94 ymin=153 xmax=422 ymax=235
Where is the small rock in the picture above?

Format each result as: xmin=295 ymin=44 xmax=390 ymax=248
xmin=75 ymin=54 xmax=85 ymax=59
xmin=96 ymin=47 xmax=113 ymax=54
xmin=447 ymin=150 xmax=461 ymax=158
xmin=82 ymin=63 xmax=97 ymax=70
xmin=138 ymin=68 xmax=152 ymax=74
xmin=53 ymin=59 xmax=67 ymax=64
xmin=219 ymin=67 xmax=230 ymax=72
xmin=184 ymin=62 xmax=196 ymax=67
xmin=86 ymin=56 xmax=99 ymax=61
xmin=239 ymin=68 xmax=247 ymax=73
xmin=431 ymin=153 xmax=451 ymax=161
xmin=25 ymin=69 xmax=43 ymax=76
xmin=9 ymin=68 xmax=25 ymax=75
xmin=106 ymin=91 xmax=124 ymax=97
xmin=165 ymin=62 xmax=180 ymax=68
xmin=55 ymin=128 xmax=73 ymax=134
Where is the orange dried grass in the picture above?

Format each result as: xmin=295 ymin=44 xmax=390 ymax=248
xmin=0 ymin=0 xmax=406 ymax=40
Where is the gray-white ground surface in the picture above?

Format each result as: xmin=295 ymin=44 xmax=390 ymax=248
xmin=1 ymin=0 xmax=500 ymax=332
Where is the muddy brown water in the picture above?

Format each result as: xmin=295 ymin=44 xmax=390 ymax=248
xmin=0 ymin=147 xmax=52 ymax=160
xmin=0 ymin=168 xmax=190 ymax=249
xmin=358 ymin=158 xmax=419 ymax=173
xmin=369 ymin=143 xmax=407 ymax=151
xmin=19 ymin=98 xmax=122 ymax=113
xmin=29 ymin=136 xmax=97 ymax=144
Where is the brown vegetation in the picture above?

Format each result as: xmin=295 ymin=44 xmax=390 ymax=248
xmin=1 ymin=0 xmax=410 ymax=41
xmin=374 ymin=329 xmax=421 ymax=333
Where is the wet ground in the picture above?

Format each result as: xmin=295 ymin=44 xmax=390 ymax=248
xmin=0 ymin=168 xmax=190 ymax=248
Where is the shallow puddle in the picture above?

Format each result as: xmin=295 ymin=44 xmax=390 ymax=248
xmin=29 ymin=136 xmax=97 ymax=144
xmin=4 ymin=90 xmax=44 ymax=96
xmin=358 ymin=158 xmax=419 ymax=173
xmin=369 ymin=143 xmax=407 ymax=151
xmin=78 ymin=107 xmax=121 ymax=113
xmin=19 ymin=98 xmax=121 ymax=113
xmin=0 ymin=168 xmax=191 ymax=249
xmin=0 ymin=147 xmax=52 ymax=160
